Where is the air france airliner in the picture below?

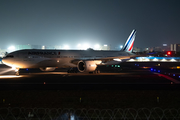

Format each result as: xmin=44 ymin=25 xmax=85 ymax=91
xmin=2 ymin=29 xmax=136 ymax=75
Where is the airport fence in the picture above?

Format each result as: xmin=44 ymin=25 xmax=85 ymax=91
xmin=0 ymin=107 xmax=180 ymax=120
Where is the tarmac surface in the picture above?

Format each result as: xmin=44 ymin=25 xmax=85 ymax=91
xmin=0 ymin=63 xmax=180 ymax=90
xmin=0 ymin=63 xmax=180 ymax=109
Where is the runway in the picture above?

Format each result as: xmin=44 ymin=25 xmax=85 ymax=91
xmin=0 ymin=64 xmax=180 ymax=90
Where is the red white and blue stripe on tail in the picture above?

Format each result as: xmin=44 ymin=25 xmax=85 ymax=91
xmin=122 ymin=29 xmax=136 ymax=52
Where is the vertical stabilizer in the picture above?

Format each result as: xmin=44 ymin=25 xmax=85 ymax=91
xmin=122 ymin=29 xmax=136 ymax=52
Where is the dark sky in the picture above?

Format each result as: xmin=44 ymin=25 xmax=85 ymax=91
xmin=0 ymin=0 xmax=180 ymax=49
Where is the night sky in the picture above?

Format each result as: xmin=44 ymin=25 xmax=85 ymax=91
xmin=0 ymin=0 xmax=180 ymax=49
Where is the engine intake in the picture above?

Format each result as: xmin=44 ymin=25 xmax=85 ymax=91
xmin=77 ymin=60 xmax=101 ymax=73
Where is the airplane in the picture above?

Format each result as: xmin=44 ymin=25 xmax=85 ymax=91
xmin=2 ymin=29 xmax=136 ymax=75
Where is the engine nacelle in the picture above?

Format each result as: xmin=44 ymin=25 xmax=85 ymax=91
xmin=77 ymin=60 xmax=101 ymax=73
xmin=39 ymin=67 xmax=56 ymax=71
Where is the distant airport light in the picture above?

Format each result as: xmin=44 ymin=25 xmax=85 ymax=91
xmin=104 ymin=44 xmax=107 ymax=47
xmin=94 ymin=44 xmax=100 ymax=50
xmin=170 ymin=58 xmax=176 ymax=62
xmin=154 ymin=69 xmax=156 ymax=71
xmin=120 ymin=45 xmax=123 ymax=48
xmin=163 ymin=44 xmax=167 ymax=46
xmin=129 ymin=59 xmax=135 ymax=61
xmin=162 ymin=58 xmax=167 ymax=61
xmin=77 ymin=44 xmax=81 ymax=47
xmin=63 ymin=45 xmax=70 ymax=49
xmin=167 ymin=51 xmax=171 ymax=55
xmin=158 ymin=70 xmax=160 ymax=72
xmin=42 ymin=46 xmax=45 ymax=49
xmin=8 ymin=46 xmax=15 ymax=52
xmin=151 ymin=68 xmax=153 ymax=71
xmin=83 ymin=44 xmax=90 ymax=50
xmin=153 ymin=58 xmax=158 ymax=61
xmin=173 ymin=74 xmax=175 ymax=76
xmin=179 ymin=76 xmax=180 ymax=78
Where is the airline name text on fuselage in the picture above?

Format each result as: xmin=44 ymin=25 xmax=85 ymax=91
xmin=28 ymin=51 xmax=61 ymax=55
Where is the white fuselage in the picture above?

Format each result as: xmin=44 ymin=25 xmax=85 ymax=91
xmin=2 ymin=49 xmax=130 ymax=69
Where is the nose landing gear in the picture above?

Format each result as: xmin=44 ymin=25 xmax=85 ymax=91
xmin=15 ymin=68 xmax=19 ymax=76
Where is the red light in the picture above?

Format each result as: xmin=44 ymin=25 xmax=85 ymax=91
xmin=167 ymin=51 xmax=171 ymax=55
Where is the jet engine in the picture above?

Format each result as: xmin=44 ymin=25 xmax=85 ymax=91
xmin=39 ymin=67 xmax=56 ymax=71
xmin=77 ymin=60 xmax=101 ymax=73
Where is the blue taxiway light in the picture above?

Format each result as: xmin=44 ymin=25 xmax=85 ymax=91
xmin=154 ymin=69 xmax=156 ymax=71
xmin=179 ymin=76 xmax=180 ymax=78
xmin=158 ymin=70 xmax=160 ymax=72
xmin=151 ymin=68 xmax=153 ymax=71
xmin=26 ymin=68 xmax=28 ymax=71
xmin=173 ymin=74 xmax=175 ymax=76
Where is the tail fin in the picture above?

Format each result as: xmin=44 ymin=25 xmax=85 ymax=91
xmin=121 ymin=29 xmax=136 ymax=52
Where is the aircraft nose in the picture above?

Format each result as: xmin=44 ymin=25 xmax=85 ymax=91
xmin=2 ymin=58 xmax=12 ymax=66
xmin=2 ymin=58 xmax=7 ymax=64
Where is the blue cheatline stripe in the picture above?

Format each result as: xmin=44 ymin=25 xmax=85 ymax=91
xmin=126 ymin=35 xmax=135 ymax=51
xmin=123 ymin=30 xmax=136 ymax=51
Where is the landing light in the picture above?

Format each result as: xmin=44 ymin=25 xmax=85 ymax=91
xmin=113 ymin=59 xmax=122 ymax=62
xmin=11 ymin=66 xmax=18 ymax=72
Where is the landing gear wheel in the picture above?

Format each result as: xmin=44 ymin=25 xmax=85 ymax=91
xmin=15 ymin=71 xmax=19 ymax=76
xmin=93 ymin=69 xmax=100 ymax=74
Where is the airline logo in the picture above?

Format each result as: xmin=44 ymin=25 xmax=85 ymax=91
xmin=123 ymin=29 xmax=136 ymax=52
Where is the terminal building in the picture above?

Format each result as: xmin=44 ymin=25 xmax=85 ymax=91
xmin=171 ymin=44 xmax=180 ymax=53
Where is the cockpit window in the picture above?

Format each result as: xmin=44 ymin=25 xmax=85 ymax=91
xmin=6 ymin=55 xmax=14 ymax=58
